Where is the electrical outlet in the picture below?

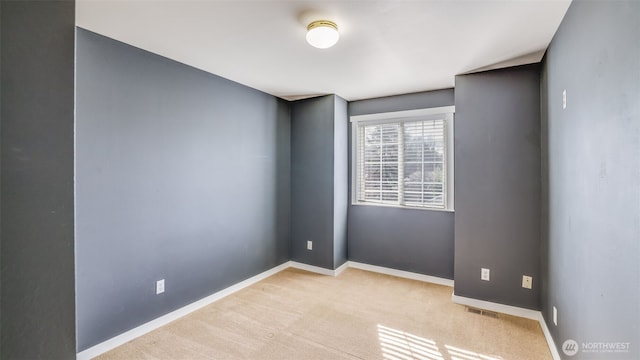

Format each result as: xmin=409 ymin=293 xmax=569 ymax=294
xmin=307 ymin=240 xmax=313 ymax=250
xmin=481 ymin=268 xmax=490 ymax=281
xmin=522 ymin=275 xmax=533 ymax=289
xmin=562 ymin=89 xmax=567 ymax=109
xmin=156 ymin=279 xmax=165 ymax=294
xmin=553 ymin=306 xmax=558 ymax=326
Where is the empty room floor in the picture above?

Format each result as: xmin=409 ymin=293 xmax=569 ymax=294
xmin=96 ymin=268 xmax=551 ymax=360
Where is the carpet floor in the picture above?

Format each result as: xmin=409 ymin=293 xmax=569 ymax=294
xmin=96 ymin=268 xmax=552 ymax=360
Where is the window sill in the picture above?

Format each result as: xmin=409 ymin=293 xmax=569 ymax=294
xmin=350 ymin=201 xmax=455 ymax=213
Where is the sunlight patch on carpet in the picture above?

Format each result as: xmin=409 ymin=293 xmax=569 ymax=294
xmin=377 ymin=324 xmax=444 ymax=360
xmin=445 ymin=344 xmax=503 ymax=360
xmin=377 ymin=324 xmax=504 ymax=360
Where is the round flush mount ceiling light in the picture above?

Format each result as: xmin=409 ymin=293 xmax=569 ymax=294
xmin=306 ymin=20 xmax=339 ymax=49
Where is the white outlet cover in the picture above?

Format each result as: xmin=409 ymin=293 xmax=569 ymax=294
xmin=562 ymin=89 xmax=567 ymax=109
xmin=553 ymin=306 xmax=558 ymax=326
xmin=522 ymin=275 xmax=533 ymax=289
xmin=481 ymin=268 xmax=490 ymax=281
xmin=156 ymin=279 xmax=165 ymax=294
xmin=307 ymin=240 xmax=313 ymax=250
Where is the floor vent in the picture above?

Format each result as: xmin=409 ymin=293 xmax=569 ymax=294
xmin=466 ymin=307 xmax=499 ymax=319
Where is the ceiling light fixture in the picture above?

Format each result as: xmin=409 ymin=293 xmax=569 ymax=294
xmin=306 ymin=20 xmax=339 ymax=49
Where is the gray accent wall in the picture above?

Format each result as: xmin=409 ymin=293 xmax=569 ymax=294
xmin=454 ymin=65 xmax=541 ymax=309
xmin=348 ymin=89 xmax=455 ymax=279
xmin=349 ymin=90 xmax=455 ymax=116
xmin=541 ymin=1 xmax=640 ymax=358
xmin=75 ymin=29 xmax=291 ymax=350
xmin=290 ymin=95 xmax=348 ymax=270
xmin=0 ymin=1 xmax=77 ymax=358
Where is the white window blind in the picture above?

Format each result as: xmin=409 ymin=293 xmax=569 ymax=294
xmin=352 ymin=107 xmax=454 ymax=210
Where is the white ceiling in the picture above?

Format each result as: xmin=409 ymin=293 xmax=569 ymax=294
xmin=76 ymin=0 xmax=571 ymax=101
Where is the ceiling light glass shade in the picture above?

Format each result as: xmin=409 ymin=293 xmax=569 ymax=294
xmin=306 ymin=20 xmax=339 ymax=49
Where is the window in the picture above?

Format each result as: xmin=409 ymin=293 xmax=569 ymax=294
xmin=351 ymin=106 xmax=454 ymax=210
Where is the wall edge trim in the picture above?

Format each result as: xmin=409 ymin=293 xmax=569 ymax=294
xmin=289 ymin=261 xmax=336 ymax=276
xmin=348 ymin=261 xmax=454 ymax=287
xmin=335 ymin=261 xmax=350 ymax=276
xmin=538 ymin=312 xmax=562 ymax=360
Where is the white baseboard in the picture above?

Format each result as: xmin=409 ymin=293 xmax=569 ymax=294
xmin=78 ymin=261 xmax=559 ymax=360
xmin=451 ymin=293 xmax=560 ymax=360
xmin=537 ymin=312 xmax=562 ymax=360
xmin=451 ymin=293 xmax=539 ymax=320
xmin=334 ymin=261 xmax=349 ymax=276
xmin=286 ymin=261 xmax=350 ymax=277
xmin=76 ymin=261 xmax=291 ymax=360
xmin=289 ymin=261 xmax=338 ymax=276
xmin=348 ymin=261 xmax=455 ymax=287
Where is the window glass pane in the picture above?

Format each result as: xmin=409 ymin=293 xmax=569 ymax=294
xmin=382 ymin=192 xmax=398 ymax=202
xmin=424 ymin=163 xmax=444 ymax=183
xmin=364 ymin=164 xmax=381 ymax=180
xmin=423 ymin=162 xmax=435 ymax=181
xmin=381 ymin=124 xmax=399 ymax=144
xmin=381 ymin=144 xmax=398 ymax=162
xmin=381 ymin=181 xmax=398 ymax=192
xmin=365 ymin=192 xmax=380 ymax=201
xmin=364 ymin=181 xmax=381 ymax=191
xmin=424 ymin=147 xmax=442 ymax=162
xmin=364 ymin=126 xmax=381 ymax=143
xmin=381 ymin=163 xmax=398 ymax=181
xmin=404 ymin=191 xmax=422 ymax=204
xmin=404 ymin=143 xmax=422 ymax=162
xmin=364 ymin=144 xmax=381 ymax=159
xmin=403 ymin=163 xmax=422 ymax=182
xmin=404 ymin=182 xmax=422 ymax=192
xmin=356 ymin=116 xmax=447 ymax=209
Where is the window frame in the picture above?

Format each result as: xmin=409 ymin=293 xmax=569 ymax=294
xmin=350 ymin=106 xmax=455 ymax=212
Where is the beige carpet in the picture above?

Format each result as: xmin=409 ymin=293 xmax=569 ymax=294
xmin=96 ymin=268 xmax=551 ymax=360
